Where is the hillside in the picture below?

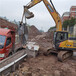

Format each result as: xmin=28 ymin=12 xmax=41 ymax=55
xmin=0 ymin=18 xmax=18 ymax=30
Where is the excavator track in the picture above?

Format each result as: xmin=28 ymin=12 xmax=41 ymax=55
xmin=58 ymin=51 xmax=73 ymax=62
xmin=43 ymin=48 xmax=59 ymax=56
xmin=43 ymin=48 xmax=73 ymax=62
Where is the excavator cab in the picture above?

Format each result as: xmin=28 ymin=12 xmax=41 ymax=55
xmin=54 ymin=31 xmax=68 ymax=49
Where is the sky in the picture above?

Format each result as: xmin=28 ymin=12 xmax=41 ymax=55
xmin=0 ymin=0 xmax=76 ymax=32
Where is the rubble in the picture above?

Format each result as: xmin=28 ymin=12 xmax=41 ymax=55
xmin=28 ymin=25 xmax=42 ymax=39
xmin=10 ymin=25 xmax=76 ymax=76
xmin=0 ymin=18 xmax=18 ymax=30
xmin=0 ymin=22 xmax=75 ymax=76
xmin=54 ymin=70 xmax=61 ymax=76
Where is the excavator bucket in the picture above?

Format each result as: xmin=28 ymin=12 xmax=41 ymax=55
xmin=24 ymin=7 xmax=34 ymax=19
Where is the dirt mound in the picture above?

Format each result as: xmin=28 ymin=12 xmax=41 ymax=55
xmin=11 ymin=30 xmax=76 ymax=76
xmin=0 ymin=18 xmax=18 ymax=30
xmin=28 ymin=25 xmax=42 ymax=39
xmin=12 ymin=55 xmax=76 ymax=76
xmin=30 ymin=34 xmax=53 ymax=54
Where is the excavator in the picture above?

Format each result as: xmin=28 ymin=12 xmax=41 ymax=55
xmin=21 ymin=0 xmax=76 ymax=61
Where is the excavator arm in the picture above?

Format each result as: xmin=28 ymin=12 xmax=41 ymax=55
xmin=21 ymin=0 xmax=42 ymax=22
xmin=21 ymin=0 xmax=76 ymax=62
xmin=25 ymin=0 xmax=42 ymax=8
xmin=22 ymin=0 xmax=62 ymax=31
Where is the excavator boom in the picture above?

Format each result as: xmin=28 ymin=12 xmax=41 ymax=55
xmin=23 ymin=0 xmax=62 ymax=31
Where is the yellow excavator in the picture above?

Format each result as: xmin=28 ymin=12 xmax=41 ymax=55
xmin=21 ymin=0 xmax=76 ymax=61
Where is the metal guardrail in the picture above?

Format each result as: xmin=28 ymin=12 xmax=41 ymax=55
xmin=0 ymin=50 xmax=27 ymax=76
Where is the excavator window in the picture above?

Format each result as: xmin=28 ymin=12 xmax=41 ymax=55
xmin=54 ymin=32 xmax=68 ymax=48
xmin=56 ymin=32 xmax=68 ymax=42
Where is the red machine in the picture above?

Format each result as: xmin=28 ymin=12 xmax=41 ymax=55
xmin=0 ymin=28 xmax=15 ymax=59
xmin=0 ymin=2 xmax=34 ymax=60
xmin=0 ymin=24 xmax=28 ymax=60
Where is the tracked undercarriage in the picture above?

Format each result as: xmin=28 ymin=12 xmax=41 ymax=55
xmin=44 ymin=48 xmax=73 ymax=62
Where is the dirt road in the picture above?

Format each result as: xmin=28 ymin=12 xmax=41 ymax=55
xmin=12 ymin=31 xmax=76 ymax=76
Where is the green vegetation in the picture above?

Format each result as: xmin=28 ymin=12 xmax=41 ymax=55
xmin=62 ymin=18 xmax=76 ymax=28
xmin=49 ymin=26 xmax=56 ymax=31
xmin=39 ymin=30 xmax=44 ymax=32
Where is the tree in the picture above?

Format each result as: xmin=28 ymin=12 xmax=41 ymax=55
xmin=62 ymin=18 xmax=76 ymax=28
xmin=69 ymin=18 xmax=76 ymax=27
xmin=62 ymin=20 xmax=69 ymax=28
